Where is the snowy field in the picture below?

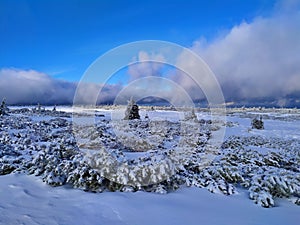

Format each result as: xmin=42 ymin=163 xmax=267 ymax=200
xmin=0 ymin=106 xmax=299 ymax=225
xmin=1 ymin=174 xmax=299 ymax=225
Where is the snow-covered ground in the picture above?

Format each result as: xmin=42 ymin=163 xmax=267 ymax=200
xmin=0 ymin=106 xmax=299 ymax=224
xmin=1 ymin=174 xmax=299 ymax=225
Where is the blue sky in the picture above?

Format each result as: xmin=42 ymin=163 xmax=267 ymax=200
xmin=1 ymin=0 xmax=300 ymax=106
xmin=0 ymin=0 xmax=275 ymax=81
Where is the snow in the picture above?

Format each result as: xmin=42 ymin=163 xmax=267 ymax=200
xmin=224 ymin=114 xmax=300 ymax=140
xmin=1 ymin=173 xmax=299 ymax=225
xmin=245 ymin=145 xmax=280 ymax=155
xmin=1 ymin=106 xmax=299 ymax=224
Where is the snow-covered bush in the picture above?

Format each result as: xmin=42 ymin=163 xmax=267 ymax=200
xmin=219 ymin=136 xmax=300 ymax=207
xmin=0 ymin=109 xmax=299 ymax=208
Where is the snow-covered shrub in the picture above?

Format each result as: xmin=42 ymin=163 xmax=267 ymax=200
xmin=67 ymin=165 xmax=107 ymax=192
xmin=219 ymin=135 xmax=300 ymax=207
xmin=1 ymin=110 xmax=299 ymax=208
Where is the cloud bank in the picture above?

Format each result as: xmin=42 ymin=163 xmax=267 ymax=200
xmin=0 ymin=69 xmax=122 ymax=105
xmin=124 ymin=3 xmax=300 ymax=107
xmin=188 ymin=4 xmax=300 ymax=106
xmin=0 ymin=69 xmax=76 ymax=105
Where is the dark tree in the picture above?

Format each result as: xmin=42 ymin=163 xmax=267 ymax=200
xmin=124 ymin=98 xmax=140 ymax=120
xmin=251 ymin=116 xmax=264 ymax=129
xmin=0 ymin=98 xmax=8 ymax=116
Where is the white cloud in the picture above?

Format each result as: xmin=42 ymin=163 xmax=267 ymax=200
xmin=0 ymin=68 xmax=122 ymax=105
xmin=0 ymin=69 xmax=76 ymax=105
xmin=274 ymin=0 xmax=300 ymax=13
xmin=182 ymin=3 xmax=300 ymax=106
xmin=127 ymin=51 xmax=166 ymax=81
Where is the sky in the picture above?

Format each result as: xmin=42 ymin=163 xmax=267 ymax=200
xmin=0 ymin=0 xmax=300 ymax=106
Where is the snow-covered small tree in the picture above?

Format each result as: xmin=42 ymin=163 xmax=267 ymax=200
xmin=124 ymin=97 xmax=140 ymax=120
xmin=0 ymin=98 xmax=8 ymax=116
xmin=251 ymin=116 xmax=264 ymax=129
xmin=38 ymin=103 xmax=42 ymax=113
xmin=33 ymin=103 xmax=45 ymax=113
xmin=184 ymin=108 xmax=197 ymax=121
